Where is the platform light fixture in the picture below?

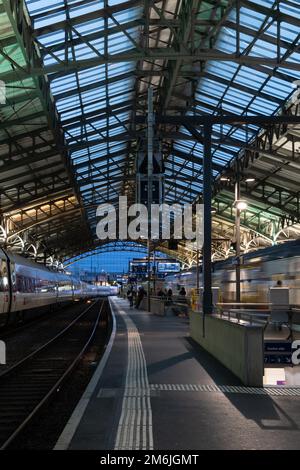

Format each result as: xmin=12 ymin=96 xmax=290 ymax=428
xmin=220 ymin=176 xmax=255 ymax=184
xmin=234 ymin=199 xmax=248 ymax=211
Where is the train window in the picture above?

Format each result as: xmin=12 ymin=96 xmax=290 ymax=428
xmin=0 ymin=260 xmax=9 ymax=292
xmin=24 ymin=277 xmax=29 ymax=293
xmin=16 ymin=275 xmax=24 ymax=293
xmin=27 ymin=277 xmax=34 ymax=293
xmin=39 ymin=279 xmax=50 ymax=293
xmin=10 ymin=264 xmax=17 ymax=293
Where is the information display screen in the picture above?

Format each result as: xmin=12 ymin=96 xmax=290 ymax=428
xmin=157 ymin=262 xmax=180 ymax=273
xmin=130 ymin=262 xmax=148 ymax=274
xmin=129 ymin=259 xmax=180 ymax=277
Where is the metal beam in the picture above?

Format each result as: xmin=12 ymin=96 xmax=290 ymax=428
xmin=137 ymin=115 xmax=300 ymax=126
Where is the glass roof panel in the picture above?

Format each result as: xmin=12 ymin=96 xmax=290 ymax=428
xmin=172 ymin=0 xmax=297 ymax=205
xmin=25 ymin=0 xmax=142 ymax=229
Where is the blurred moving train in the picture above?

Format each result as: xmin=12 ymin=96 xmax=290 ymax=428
xmin=161 ymin=240 xmax=300 ymax=305
xmin=0 ymin=247 xmax=119 ymax=323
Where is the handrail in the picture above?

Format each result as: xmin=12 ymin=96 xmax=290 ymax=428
xmin=214 ymin=309 xmax=269 ymax=326
xmin=216 ymin=302 xmax=270 ymax=307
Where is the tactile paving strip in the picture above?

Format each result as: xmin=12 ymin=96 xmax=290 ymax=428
xmin=149 ymin=384 xmax=300 ymax=396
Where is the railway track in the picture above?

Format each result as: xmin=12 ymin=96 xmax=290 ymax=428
xmin=0 ymin=301 xmax=87 ymax=341
xmin=0 ymin=298 xmax=107 ymax=450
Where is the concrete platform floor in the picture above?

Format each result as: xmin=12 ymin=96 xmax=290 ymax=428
xmin=55 ymin=297 xmax=300 ymax=450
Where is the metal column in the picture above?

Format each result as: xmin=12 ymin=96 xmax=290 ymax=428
xmin=235 ymin=174 xmax=241 ymax=303
xmin=147 ymin=87 xmax=154 ymax=312
xmin=202 ymin=122 xmax=213 ymax=315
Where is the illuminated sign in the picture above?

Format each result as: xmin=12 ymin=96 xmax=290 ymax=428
xmin=157 ymin=262 xmax=180 ymax=273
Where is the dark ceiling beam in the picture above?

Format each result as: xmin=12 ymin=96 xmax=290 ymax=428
xmin=57 ymin=88 xmax=135 ymax=123
xmin=224 ymin=19 xmax=296 ymax=52
xmin=74 ymin=148 xmax=128 ymax=170
xmin=137 ymin=115 xmax=300 ymax=126
xmin=1 ymin=90 xmax=39 ymax=107
xmin=222 ymin=165 xmax=300 ymax=195
xmin=0 ymin=149 xmax=63 ymax=173
xmin=212 ymin=212 xmax=272 ymax=238
xmin=0 ymin=161 xmax=66 ymax=185
xmin=2 ymin=170 xmax=69 ymax=194
xmin=169 ymin=147 xmax=224 ymax=172
xmin=32 ymin=0 xmax=300 ymax=40
xmin=39 ymin=17 xmax=196 ymax=59
xmin=9 ymin=208 xmax=81 ymax=237
xmin=220 ymin=188 xmax=300 ymax=222
xmin=33 ymin=0 xmax=162 ymax=36
xmin=33 ymin=223 xmax=89 ymax=247
xmin=0 ymin=182 xmax=68 ymax=213
xmin=77 ymin=165 xmax=127 ymax=184
xmin=30 ymin=51 xmax=300 ymax=75
xmin=166 ymin=177 xmax=199 ymax=196
xmin=67 ymin=118 xmax=131 ymax=147
xmin=1 ymin=184 xmax=72 ymax=214
xmin=0 ymin=127 xmax=51 ymax=145
xmin=2 ymin=49 xmax=300 ymax=83
xmin=201 ymin=71 xmax=283 ymax=106
xmin=0 ymin=139 xmax=58 ymax=162
xmin=240 ymin=0 xmax=300 ymax=28
xmin=53 ymin=67 xmax=244 ymax=93
xmin=0 ymin=111 xmax=46 ymax=130
xmin=60 ymin=100 xmax=134 ymax=129
xmin=53 ymin=72 xmax=135 ymax=100
xmin=158 ymin=0 xmax=201 ymax=111
xmin=80 ymin=180 xmax=122 ymax=197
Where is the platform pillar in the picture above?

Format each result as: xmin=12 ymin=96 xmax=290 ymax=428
xmin=202 ymin=122 xmax=213 ymax=315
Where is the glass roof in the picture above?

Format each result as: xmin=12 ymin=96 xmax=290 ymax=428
xmin=23 ymin=0 xmax=300 ymax=235
xmin=0 ymin=1 xmax=46 ymax=140
xmin=165 ymin=0 xmax=299 ymax=203
xmin=25 ymin=0 xmax=142 ymax=232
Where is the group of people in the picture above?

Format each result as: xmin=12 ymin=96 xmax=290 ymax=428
xmin=157 ymin=286 xmax=188 ymax=316
xmin=127 ymin=284 xmax=187 ymax=309
xmin=157 ymin=287 xmax=173 ymax=302
xmin=156 ymin=286 xmax=187 ymax=304
xmin=127 ymin=285 xmax=146 ymax=308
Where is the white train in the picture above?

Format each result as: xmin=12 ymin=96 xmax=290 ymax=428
xmin=0 ymin=248 xmax=118 ymax=324
xmin=161 ymin=240 xmax=300 ymax=306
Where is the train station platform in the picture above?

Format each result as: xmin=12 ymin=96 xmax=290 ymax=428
xmin=55 ymin=297 xmax=300 ymax=450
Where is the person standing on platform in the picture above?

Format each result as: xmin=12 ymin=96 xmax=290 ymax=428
xmin=136 ymin=286 xmax=146 ymax=308
xmin=166 ymin=288 xmax=173 ymax=305
xmin=157 ymin=288 xmax=164 ymax=297
xmin=127 ymin=286 xmax=134 ymax=308
xmin=274 ymin=279 xmax=283 ymax=330
xmin=177 ymin=287 xmax=189 ymax=317
xmin=179 ymin=287 xmax=186 ymax=297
